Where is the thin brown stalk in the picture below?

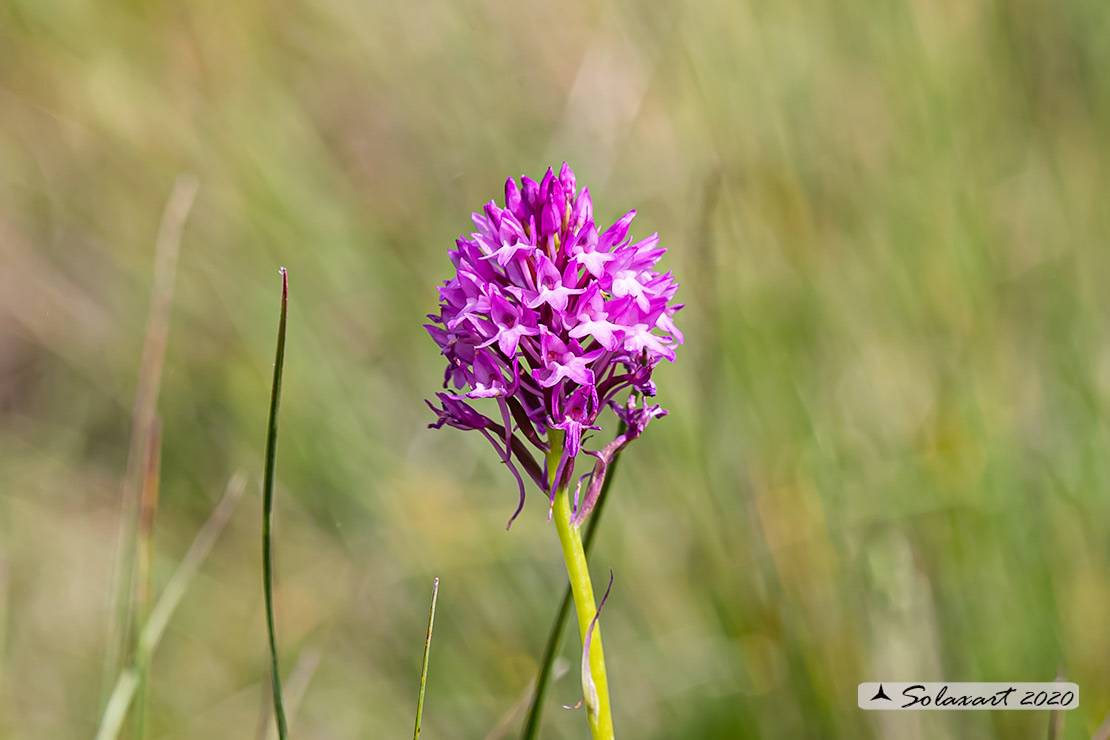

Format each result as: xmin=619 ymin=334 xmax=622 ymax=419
xmin=132 ymin=417 xmax=162 ymax=740
xmin=101 ymin=174 xmax=199 ymax=709
xmin=135 ymin=419 xmax=162 ymax=615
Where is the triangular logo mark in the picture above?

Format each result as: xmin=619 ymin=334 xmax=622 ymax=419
xmin=871 ymin=684 xmax=892 ymax=701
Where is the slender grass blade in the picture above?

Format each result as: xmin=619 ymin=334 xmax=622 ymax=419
xmin=262 ymin=267 xmax=291 ymax=740
xmin=413 ymin=577 xmax=440 ymax=740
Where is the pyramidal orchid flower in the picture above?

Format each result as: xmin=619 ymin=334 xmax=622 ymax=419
xmin=425 ymin=163 xmax=681 ymax=524
xmin=424 ymin=164 xmax=682 ymax=740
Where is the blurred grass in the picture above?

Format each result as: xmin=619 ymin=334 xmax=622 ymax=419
xmin=1 ymin=0 xmax=1109 ymax=738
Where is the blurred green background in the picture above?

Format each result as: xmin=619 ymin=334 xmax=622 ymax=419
xmin=2 ymin=0 xmax=1109 ymax=737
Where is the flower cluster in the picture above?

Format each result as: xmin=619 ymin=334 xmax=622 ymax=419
xmin=426 ymin=164 xmax=681 ymax=527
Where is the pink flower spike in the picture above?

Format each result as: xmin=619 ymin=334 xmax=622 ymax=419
xmin=424 ymin=164 xmax=681 ymax=526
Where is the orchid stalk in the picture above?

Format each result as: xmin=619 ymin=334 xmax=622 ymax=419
xmin=548 ymin=429 xmax=613 ymax=738
xmin=425 ymin=164 xmax=682 ymax=738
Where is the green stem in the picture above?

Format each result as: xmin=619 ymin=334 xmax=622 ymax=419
xmin=547 ymin=432 xmax=615 ymax=740
xmin=263 ymin=268 xmax=290 ymax=740
xmin=521 ymin=425 xmax=623 ymax=740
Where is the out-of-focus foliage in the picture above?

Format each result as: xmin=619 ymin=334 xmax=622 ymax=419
xmin=1 ymin=0 xmax=1109 ymax=737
